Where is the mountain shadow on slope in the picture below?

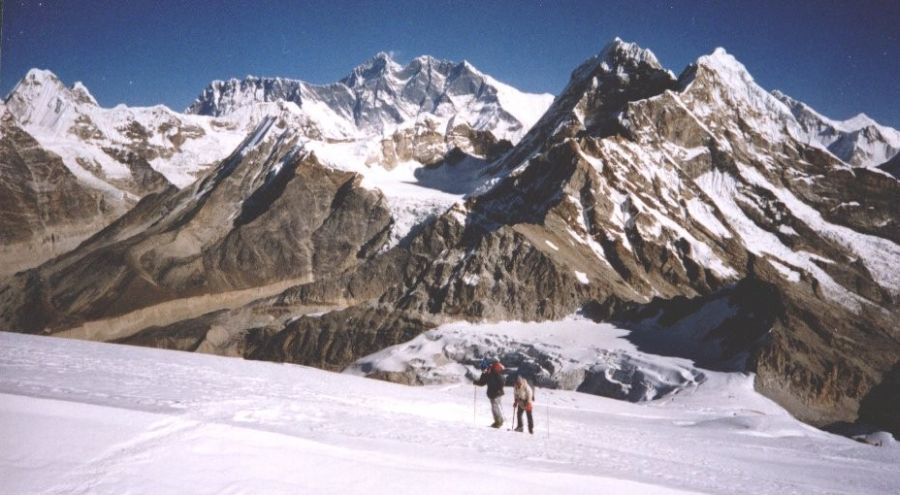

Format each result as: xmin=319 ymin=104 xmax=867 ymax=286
xmin=856 ymin=362 xmax=900 ymax=437
xmin=583 ymin=276 xmax=781 ymax=373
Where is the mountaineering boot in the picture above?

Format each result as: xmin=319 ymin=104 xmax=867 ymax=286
xmin=515 ymin=425 xmax=523 ymax=432
xmin=529 ymin=427 xmax=533 ymax=434
xmin=490 ymin=421 xmax=502 ymax=428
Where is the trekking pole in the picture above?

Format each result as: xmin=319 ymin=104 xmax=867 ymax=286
xmin=509 ymin=403 xmax=517 ymax=431
xmin=473 ymin=384 xmax=476 ymax=426
xmin=547 ymin=401 xmax=550 ymax=439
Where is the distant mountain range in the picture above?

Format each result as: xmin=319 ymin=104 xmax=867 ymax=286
xmin=1 ymin=40 xmax=897 ymax=437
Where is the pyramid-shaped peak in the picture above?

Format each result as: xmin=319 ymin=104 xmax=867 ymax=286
xmin=567 ymin=38 xmax=669 ymax=89
xmin=5 ymin=68 xmax=70 ymax=107
xmin=12 ymin=70 xmax=97 ymax=107
xmin=458 ymin=59 xmax=478 ymax=71
xmin=7 ymin=68 xmax=66 ymax=98
xmin=353 ymin=52 xmax=402 ymax=73
xmin=695 ymin=47 xmax=754 ymax=82
xmin=678 ymin=46 xmax=770 ymax=98
xmin=23 ymin=68 xmax=63 ymax=84
xmin=449 ymin=59 xmax=487 ymax=79
xmin=599 ymin=38 xmax=662 ymax=68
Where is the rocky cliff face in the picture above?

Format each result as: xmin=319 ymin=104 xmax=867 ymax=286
xmin=2 ymin=40 xmax=898 ymax=436
xmin=0 ymin=105 xmax=121 ymax=275
xmin=0 ymin=70 xmax=252 ymax=273
xmin=0 ymin=116 xmax=396 ymax=333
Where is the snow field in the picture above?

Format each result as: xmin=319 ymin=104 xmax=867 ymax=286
xmin=1 ymin=331 xmax=898 ymax=495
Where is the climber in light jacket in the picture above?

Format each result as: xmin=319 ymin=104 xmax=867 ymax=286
xmin=513 ymin=375 xmax=534 ymax=434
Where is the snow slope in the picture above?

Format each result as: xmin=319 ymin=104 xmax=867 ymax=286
xmin=2 ymin=332 xmax=897 ymax=495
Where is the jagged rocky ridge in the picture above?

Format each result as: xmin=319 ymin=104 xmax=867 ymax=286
xmin=1 ymin=40 xmax=898 ymax=437
xmin=187 ymin=52 xmax=553 ymax=143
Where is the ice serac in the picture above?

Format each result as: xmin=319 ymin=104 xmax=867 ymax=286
xmin=772 ymin=89 xmax=900 ymax=168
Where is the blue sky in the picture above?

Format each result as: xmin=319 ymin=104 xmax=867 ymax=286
xmin=2 ymin=0 xmax=898 ymax=127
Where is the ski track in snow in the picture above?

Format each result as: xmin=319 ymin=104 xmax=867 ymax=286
xmin=1 ymin=332 xmax=898 ymax=495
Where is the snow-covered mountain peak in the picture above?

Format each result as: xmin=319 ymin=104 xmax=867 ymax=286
xmin=370 ymin=50 xmax=397 ymax=65
xmin=687 ymin=51 xmax=897 ymax=168
xmin=561 ymin=39 xmax=675 ymax=127
xmin=187 ymin=55 xmax=553 ymax=143
xmin=5 ymin=69 xmax=82 ymax=129
xmin=842 ymin=112 xmax=878 ymax=131
xmin=603 ymin=37 xmax=663 ymax=68
xmin=406 ymin=54 xmax=443 ymax=69
xmin=685 ymin=47 xmax=772 ymax=98
xmin=695 ymin=47 xmax=751 ymax=80
xmin=772 ymin=88 xmax=900 ymax=167
xmin=570 ymin=38 xmax=665 ymax=85
xmin=675 ymin=48 xmax=799 ymax=143
xmin=3 ymin=67 xmax=253 ymax=200
xmin=20 ymin=67 xmax=64 ymax=88
xmin=4 ymin=70 xmax=103 ymax=129
xmin=340 ymin=52 xmax=483 ymax=90
xmin=70 ymin=81 xmax=98 ymax=105
xmin=340 ymin=51 xmax=404 ymax=87
xmin=457 ymin=59 xmax=480 ymax=73
xmin=8 ymin=69 xmax=98 ymax=108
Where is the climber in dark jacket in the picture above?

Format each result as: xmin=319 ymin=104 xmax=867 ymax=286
xmin=475 ymin=357 xmax=505 ymax=428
